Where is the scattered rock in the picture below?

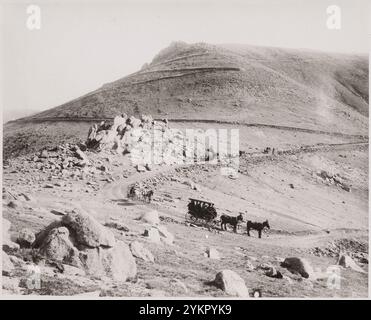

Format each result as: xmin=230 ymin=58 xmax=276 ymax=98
xmin=265 ymin=267 xmax=283 ymax=279
xmin=74 ymin=147 xmax=89 ymax=163
xmin=40 ymin=149 xmax=49 ymax=158
xmin=51 ymin=209 xmax=66 ymax=216
xmin=214 ymin=270 xmax=249 ymax=297
xmin=257 ymin=263 xmax=274 ymax=271
xmin=104 ymin=221 xmax=130 ymax=232
xmin=130 ymin=241 xmax=155 ymax=262
xmin=337 ymin=254 xmax=365 ymax=273
xmin=19 ymin=193 xmax=34 ymax=202
xmin=281 ymin=257 xmax=315 ymax=279
xmin=97 ymin=165 xmax=108 ymax=172
xmin=143 ymin=228 xmax=161 ymax=244
xmin=17 ymin=228 xmax=36 ymax=248
xmin=136 ymin=164 xmax=146 ymax=172
xmin=205 ymin=247 xmax=220 ymax=260
xmin=341 ymin=184 xmax=351 ymax=192
xmin=7 ymin=201 xmax=18 ymax=209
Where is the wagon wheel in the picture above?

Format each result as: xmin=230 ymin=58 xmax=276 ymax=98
xmin=204 ymin=218 xmax=213 ymax=229
xmin=185 ymin=212 xmax=198 ymax=224
xmin=207 ymin=218 xmax=219 ymax=230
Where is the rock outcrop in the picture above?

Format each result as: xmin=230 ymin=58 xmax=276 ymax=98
xmin=85 ymin=114 xmax=218 ymax=167
xmin=34 ymin=210 xmax=137 ymax=281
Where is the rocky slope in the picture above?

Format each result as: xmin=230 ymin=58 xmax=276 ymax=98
xmin=2 ymin=115 xmax=369 ymax=297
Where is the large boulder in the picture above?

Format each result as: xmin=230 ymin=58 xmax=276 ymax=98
xmin=62 ymin=210 xmax=116 ymax=248
xmin=39 ymin=227 xmax=82 ymax=267
xmin=214 ymin=270 xmax=249 ymax=298
xmin=281 ymin=257 xmax=315 ymax=279
xmin=80 ymin=241 xmax=136 ymax=281
xmin=36 ymin=216 xmax=137 ymax=281
xmin=130 ymin=241 xmax=155 ymax=262
xmin=337 ymin=254 xmax=365 ymax=273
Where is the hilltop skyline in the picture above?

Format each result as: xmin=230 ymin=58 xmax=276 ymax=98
xmin=2 ymin=0 xmax=369 ymax=122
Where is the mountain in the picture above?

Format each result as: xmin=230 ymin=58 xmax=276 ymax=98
xmin=19 ymin=42 xmax=368 ymax=131
xmin=3 ymin=42 xmax=369 ymax=158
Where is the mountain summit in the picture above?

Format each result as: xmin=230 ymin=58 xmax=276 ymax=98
xmin=22 ymin=42 xmax=368 ymax=134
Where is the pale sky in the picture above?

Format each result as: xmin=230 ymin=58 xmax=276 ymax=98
xmin=1 ymin=0 xmax=370 ymax=122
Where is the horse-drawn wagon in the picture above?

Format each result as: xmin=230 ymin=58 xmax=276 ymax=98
xmin=185 ymin=198 xmax=218 ymax=226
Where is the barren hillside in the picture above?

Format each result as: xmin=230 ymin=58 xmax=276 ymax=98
xmin=12 ymin=42 xmax=370 ymax=125
xmin=2 ymin=43 xmax=369 ymax=298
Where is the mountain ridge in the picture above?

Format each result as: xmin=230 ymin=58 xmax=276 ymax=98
xmin=15 ymin=42 xmax=367 ymax=136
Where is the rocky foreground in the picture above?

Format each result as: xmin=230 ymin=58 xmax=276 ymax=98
xmin=2 ymin=115 xmax=368 ymax=297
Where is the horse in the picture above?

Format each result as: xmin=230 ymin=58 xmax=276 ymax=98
xmin=127 ymin=185 xmax=137 ymax=199
xmin=246 ymin=220 xmax=270 ymax=238
xmin=142 ymin=189 xmax=154 ymax=203
xmin=220 ymin=213 xmax=244 ymax=233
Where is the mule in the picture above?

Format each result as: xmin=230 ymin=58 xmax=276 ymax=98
xmin=246 ymin=220 xmax=270 ymax=238
xmin=220 ymin=213 xmax=244 ymax=233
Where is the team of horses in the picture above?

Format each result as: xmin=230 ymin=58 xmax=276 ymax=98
xmin=221 ymin=213 xmax=270 ymax=238
xmin=128 ymin=186 xmax=270 ymax=238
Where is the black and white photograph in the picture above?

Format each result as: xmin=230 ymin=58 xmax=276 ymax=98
xmin=1 ymin=0 xmax=369 ymax=300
